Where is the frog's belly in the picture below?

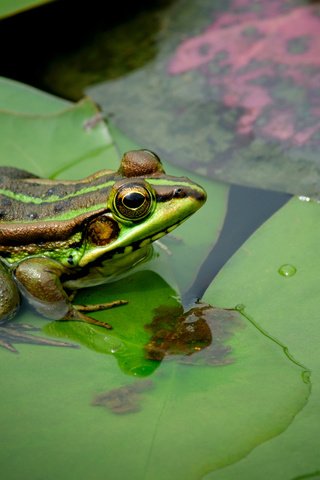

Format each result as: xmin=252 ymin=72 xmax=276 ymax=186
xmin=63 ymin=245 xmax=153 ymax=290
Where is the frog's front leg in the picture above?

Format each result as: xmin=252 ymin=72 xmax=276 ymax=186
xmin=14 ymin=257 xmax=121 ymax=329
xmin=0 ymin=261 xmax=20 ymax=322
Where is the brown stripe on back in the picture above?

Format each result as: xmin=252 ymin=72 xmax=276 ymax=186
xmin=0 ymin=209 xmax=108 ymax=246
xmin=0 ymin=166 xmax=119 ymax=222
xmin=0 ymin=187 xmax=112 ymax=222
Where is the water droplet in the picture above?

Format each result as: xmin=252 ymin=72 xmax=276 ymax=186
xmin=298 ymin=195 xmax=311 ymax=202
xmin=278 ymin=264 xmax=297 ymax=277
xmin=103 ymin=336 xmax=123 ymax=353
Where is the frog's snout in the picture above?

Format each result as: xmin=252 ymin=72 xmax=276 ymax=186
xmin=173 ymin=180 xmax=206 ymax=206
xmin=193 ymin=184 xmax=207 ymax=205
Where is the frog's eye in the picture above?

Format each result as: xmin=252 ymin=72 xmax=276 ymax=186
xmin=113 ymin=183 xmax=153 ymax=221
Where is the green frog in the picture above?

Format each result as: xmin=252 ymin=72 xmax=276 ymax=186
xmin=0 ymin=150 xmax=206 ymax=329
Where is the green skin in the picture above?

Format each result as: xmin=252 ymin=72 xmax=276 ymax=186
xmin=0 ymin=150 xmax=206 ymax=329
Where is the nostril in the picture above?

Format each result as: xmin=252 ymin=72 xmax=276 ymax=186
xmin=174 ymin=188 xmax=186 ymax=198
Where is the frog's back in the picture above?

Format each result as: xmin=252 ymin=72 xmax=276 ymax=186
xmin=0 ymin=167 xmax=117 ymax=261
xmin=0 ymin=167 xmax=117 ymax=224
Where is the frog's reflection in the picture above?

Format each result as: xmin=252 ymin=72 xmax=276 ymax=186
xmin=144 ymin=303 xmax=238 ymax=366
xmin=44 ymin=300 xmax=241 ymax=376
xmin=0 ymin=321 xmax=78 ymax=353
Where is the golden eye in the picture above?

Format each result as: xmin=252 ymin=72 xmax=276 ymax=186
xmin=113 ymin=183 xmax=153 ymax=221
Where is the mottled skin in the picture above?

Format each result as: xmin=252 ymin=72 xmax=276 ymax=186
xmin=0 ymin=150 xmax=206 ymax=329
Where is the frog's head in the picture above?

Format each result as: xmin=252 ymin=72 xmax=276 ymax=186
xmin=79 ymin=150 xmax=206 ymax=266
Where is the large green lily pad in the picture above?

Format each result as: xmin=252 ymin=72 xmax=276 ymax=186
xmin=0 ymin=297 xmax=309 ymax=480
xmin=0 ymin=77 xmax=116 ymax=178
xmin=203 ymin=196 xmax=320 ymax=479
xmin=0 ymin=76 xmax=70 ymax=113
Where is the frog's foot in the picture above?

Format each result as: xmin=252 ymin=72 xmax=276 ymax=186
xmin=75 ymin=300 xmax=128 ymax=313
xmin=63 ymin=309 xmax=113 ymax=329
xmin=65 ymin=300 xmax=128 ymax=329
xmin=0 ymin=323 xmax=78 ymax=353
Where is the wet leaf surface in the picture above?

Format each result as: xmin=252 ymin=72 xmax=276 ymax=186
xmin=0 ymin=97 xmax=116 ymax=179
xmin=0 ymin=76 xmax=70 ymax=113
xmin=0 ymin=287 xmax=309 ymax=479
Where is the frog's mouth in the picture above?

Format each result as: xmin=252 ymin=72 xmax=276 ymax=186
xmin=105 ymin=217 xmax=186 ymax=260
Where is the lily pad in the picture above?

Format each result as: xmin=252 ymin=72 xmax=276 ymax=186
xmin=0 ymin=97 xmax=117 ymax=178
xmin=0 ymin=288 xmax=309 ymax=480
xmin=203 ymin=196 xmax=320 ymax=479
xmin=0 ymin=76 xmax=70 ymax=113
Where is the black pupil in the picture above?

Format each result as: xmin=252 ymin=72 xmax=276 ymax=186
xmin=122 ymin=191 xmax=145 ymax=209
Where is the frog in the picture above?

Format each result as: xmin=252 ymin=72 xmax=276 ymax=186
xmin=0 ymin=149 xmax=206 ymax=329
